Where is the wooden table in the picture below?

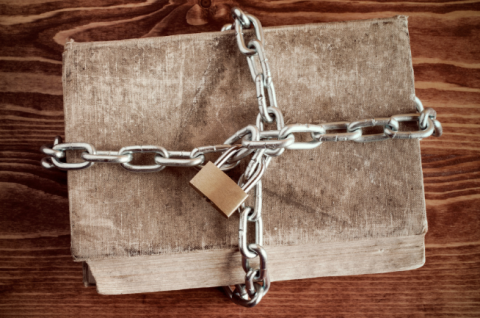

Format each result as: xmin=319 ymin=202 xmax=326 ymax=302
xmin=1 ymin=1 xmax=479 ymax=316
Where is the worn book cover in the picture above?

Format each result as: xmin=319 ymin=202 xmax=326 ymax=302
xmin=63 ymin=16 xmax=427 ymax=295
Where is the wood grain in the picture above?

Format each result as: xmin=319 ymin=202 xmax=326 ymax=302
xmin=0 ymin=0 xmax=479 ymax=316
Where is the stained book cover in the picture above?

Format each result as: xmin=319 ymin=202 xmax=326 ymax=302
xmin=63 ymin=16 xmax=427 ymax=294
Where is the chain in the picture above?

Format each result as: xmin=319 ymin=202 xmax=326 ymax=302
xmin=220 ymin=9 xmax=278 ymax=307
xmin=40 ymin=106 xmax=442 ymax=171
xmin=40 ymin=7 xmax=443 ymax=308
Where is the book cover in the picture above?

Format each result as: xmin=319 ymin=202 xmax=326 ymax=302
xmin=62 ymin=16 xmax=426 ymax=295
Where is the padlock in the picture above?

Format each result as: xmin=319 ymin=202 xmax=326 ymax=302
xmin=189 ymin=145 xmax=265 ymax=218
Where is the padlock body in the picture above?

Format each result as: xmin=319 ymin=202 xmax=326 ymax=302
xmin=190 ymin=161 xmax=248 ymax=218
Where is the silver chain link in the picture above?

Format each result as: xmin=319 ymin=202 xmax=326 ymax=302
xmin=40 ymin=7 xmax=443 ymax=308
xmin=40 ymin=105 xmax=440 ymax=171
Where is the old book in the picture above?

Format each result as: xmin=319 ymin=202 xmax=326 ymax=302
xmin=63 ymin=15 xmax=427 ymax=295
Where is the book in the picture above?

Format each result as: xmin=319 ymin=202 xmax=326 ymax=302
xmin=63 ymin=15 xmax=427 ymax=295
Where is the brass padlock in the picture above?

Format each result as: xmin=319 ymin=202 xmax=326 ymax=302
xmin=189 ymin=145 xmax=264 ymax=218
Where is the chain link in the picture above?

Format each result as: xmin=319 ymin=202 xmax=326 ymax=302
xmin=40 ymin=7 xmax=443 ymax=308
xmin=41 ymin=142 xmax=235 ymax=171
xmin=41 ymin=108 xmax=441 ymax=172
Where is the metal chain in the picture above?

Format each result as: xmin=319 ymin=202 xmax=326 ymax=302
xmin=220 ymin=9 xmax=277 ymax=307
xmin=40 ymin=104 xmax=442 ymax=171
xmin=40 ymin=7 xmax=443 ymax=308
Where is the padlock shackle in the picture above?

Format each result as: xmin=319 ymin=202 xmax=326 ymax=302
xmin=214 ymin=144 xmax=243 ymax=168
